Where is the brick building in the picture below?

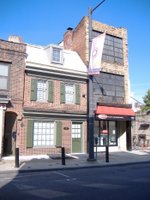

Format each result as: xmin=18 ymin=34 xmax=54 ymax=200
xmin=0 ymin=36 xmax=26 ymax=157
xmin=132 ymin=111 xmax=150 ymax=149
xmin=0 ymin=36 xmax=88 ymax=157
xmin=63 ymin=17 xmax=135 ymax=151
xmin=22 ymin=43 xmax=87 ymax=155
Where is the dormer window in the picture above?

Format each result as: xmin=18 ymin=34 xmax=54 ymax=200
xmin=52 ymin=47 xmax=62 ymax=64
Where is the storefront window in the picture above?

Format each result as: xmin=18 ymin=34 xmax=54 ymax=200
xmin=94 ymin=120 xmax=117 ymax=146
xmin=100 ymin=121 xmax=108 ymax=146
xmin=109 ymin=121 xmax=117 ymax=145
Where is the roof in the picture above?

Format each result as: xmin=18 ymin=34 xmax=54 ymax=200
xmin=26 ymin=43 xmax=87 ymax=75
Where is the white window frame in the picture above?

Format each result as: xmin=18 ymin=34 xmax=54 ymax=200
xmin=33 ymin=121 xmax=55 ymax=147
xmin=37 ymin=79 xmax=48 ymax=102
xmin=0 ymin=62 xmax=10 ymax=90
xmin=65 ymin=84 xmax=75 ymax=104
xmin=72 ymin=123 xmax=82 ymax=138
xmin=51 ymin=47 xmax=62 ymax=64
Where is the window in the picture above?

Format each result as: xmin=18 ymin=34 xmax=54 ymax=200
xmin=37 ymin=80 xmax=47 ymax=101
xmin=65 ymin=84 xmax=75 ymax=104
xmin=52 ymin=47 xmax=62 ymax=63
xmin=92 ymin=31 xmax=123 ymax=65
xmin=60 ymin=82 xmax=80 ymax=105
xmin=72 ymin=123 xmax=82 ymax=138
xmin=33 ymin=122 xmax=55 ymax=147
xmin=26 ymin=120 xmax=62 ymax=148
xmin=30 ymin=79 xmax=54 ymax=102
xmin=94 ymin=120 xmax=117 ymax=147
xmin=109 ymin=121 xmax=117 ymax=145
xmin=93 ymin=72 xmax=125 ymax=104
xmin=0 ymin=62 xmax=10 ymax=90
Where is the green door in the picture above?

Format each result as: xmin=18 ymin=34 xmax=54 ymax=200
xmin=72 ymin=123 xmax=82 ymax=153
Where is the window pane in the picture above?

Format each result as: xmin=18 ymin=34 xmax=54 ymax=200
xmin=33 ymin=122 xmax=55 ymax=147
xmin=0 ymin=64 xmax=8 ymax=76
xmin=65 ymin=84 xmax=75 ymax=104
xmin=95 ymin=121 xmax=117 ymax=147
xmin=0 ymin=63 xmax=9 ymax=90
xmin=93 ymin=72 xmax=125 ymax=104
xmin=109 ymin=121 xmax=117 ymax=145
xmin=52 ymin=48 xmax=61 ymax=62
xmin=0 ymin=78 xmax=8 ymax=89
xmin=92 ymin=31 xmax=123 ymax=64
xmin=72 ymin=123 xmax=81 ymax=138
xmin=37 ymin=80 xmax=47 ymax=101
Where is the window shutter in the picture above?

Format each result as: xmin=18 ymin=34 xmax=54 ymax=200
xmin=31 ymin=79 xmax=37 ymax=101
xmin=56 ymin=121 xmax=62 ymax=147
xmin=75 ymin=84 xmax=80 ymax=104
xmin=60 ymin=82 xmax=65 ymax=103
xmin=26 ymin=120 xmax=33 ymax=148
xmin=48 ymin=80 xmax=54 ymax=102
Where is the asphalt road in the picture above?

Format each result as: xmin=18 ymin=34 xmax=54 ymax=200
xmin=0 ymin=163 xmax=150 ymax=200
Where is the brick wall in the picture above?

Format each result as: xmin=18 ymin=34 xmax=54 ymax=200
xmin=0 ymin=39 xmax=26 ymax=116
xmin=18 ymin=118 xmax=87 ymax=155
xmin=18 ymin=72 xmax=87 ymax=155
xmin=64 ymin=17 xmax=88 ymax=66
xmin=0 ymin=38 xmax=27 ymax=155
xmin=23 ymin=75 xmax=87 ymax=113
xmin=132 ymin=112 xmax=150 ymax=148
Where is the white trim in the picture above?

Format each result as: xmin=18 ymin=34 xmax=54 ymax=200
xmin=23 ymin=110 xmax=87 ymax=118
xmin=26 ymin=64 xmax=87 ymax=80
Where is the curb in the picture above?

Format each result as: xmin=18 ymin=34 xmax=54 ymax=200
xmin=1 ymin=160 xmax=150 ymax=174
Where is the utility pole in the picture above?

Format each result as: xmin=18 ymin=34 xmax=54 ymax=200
xmin=88 ymin=0 xmax=106 ymax=160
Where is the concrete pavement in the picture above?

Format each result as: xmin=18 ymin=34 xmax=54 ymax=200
xmin=0 ymin=150 xmax=150 ymax=173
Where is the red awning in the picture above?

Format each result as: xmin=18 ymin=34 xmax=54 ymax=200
xmin=96 ymin=106 xmax=135 ymax=116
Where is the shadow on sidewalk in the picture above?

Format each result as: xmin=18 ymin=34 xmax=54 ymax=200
xmin=1 ymin=151 xmax=150 ymax=199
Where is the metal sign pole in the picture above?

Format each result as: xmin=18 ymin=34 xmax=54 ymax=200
xmin=87 ymin=0 xmax=106 ymax=161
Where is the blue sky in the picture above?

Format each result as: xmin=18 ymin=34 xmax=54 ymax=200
xmin=0 ymin=0 xmax=150 ymax=103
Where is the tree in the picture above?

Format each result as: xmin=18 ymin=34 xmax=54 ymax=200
xmin=142 ymin=89 xmax=150 ymax=111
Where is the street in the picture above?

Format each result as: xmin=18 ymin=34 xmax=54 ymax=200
xmin=0 ymin=163 xmax=150 ymax=200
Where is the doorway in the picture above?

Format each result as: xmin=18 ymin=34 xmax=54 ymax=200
xmin=72 ymin=122 xmax=82 ymax=153
xmin=3 ymin=112 xmax=17 ymax=156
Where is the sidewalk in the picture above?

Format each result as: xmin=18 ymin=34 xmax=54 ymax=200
xmin=0 ymin=150 xmax=150 ymax=173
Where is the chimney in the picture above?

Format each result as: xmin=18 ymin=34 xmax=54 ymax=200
xmin=64 ymin=27 xmax=73 ymax=50
xmin=8 ymin=35 xmax=23 ymax=43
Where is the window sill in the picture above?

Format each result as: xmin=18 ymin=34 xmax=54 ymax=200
xmin=36 ymin=100 xmax=48 ymax=103
xmin=33 ymin=146 xmax=56 ymax=149
xmin=51 ymin=60 xmax=63 ymax=65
